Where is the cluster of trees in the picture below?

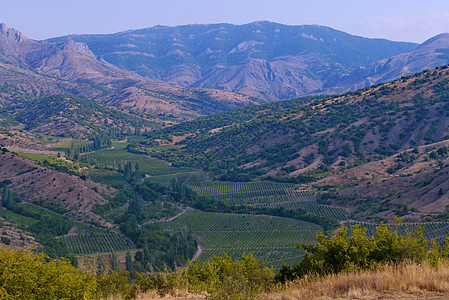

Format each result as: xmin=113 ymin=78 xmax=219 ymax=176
xmin=0 ymin=247 xmax=96 ymax=299
xmin=66 ymin=133 xmax=112 ymax=159
xmin=91 ymin=162 xmax=199 ymax=271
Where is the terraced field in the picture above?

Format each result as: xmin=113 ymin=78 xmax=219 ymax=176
xmin=147 ymin=174 xmax=349 ymax=220
xmin=160 ymin=209 xmax=321 ymax=270
xmin=60 ymin=232 xmax=136 ymax=255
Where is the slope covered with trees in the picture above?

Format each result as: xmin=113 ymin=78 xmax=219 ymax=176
xmin=140 ymin=65 xmax=449 ymax=222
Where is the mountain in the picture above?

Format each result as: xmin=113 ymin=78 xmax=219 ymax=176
xmin=48 ymin=22 xmax=418 ymax=101
xmin=143 ymin=66 xmax=449 ymax=221
xmin=0 ymin=23 xmax=261 ymax=120
xmin=325 ymin=33 xmax=449 ymax=93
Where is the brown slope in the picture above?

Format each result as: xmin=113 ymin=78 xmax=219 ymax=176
xmin=0 ymin=151 xmax=117 ymax=230
xmin=310 ymin=140 xmax=449 ymax=219
xmin=193 ymin=56 xmax=324 ymax=101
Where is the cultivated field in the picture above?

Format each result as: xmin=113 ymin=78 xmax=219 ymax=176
xmin=160 ymin=209 xmax=321 ymax=270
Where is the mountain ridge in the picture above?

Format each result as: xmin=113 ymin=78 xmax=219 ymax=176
xmin=323 ymin=33 xmax=449 ymax=94
xmin=0 ymin=23 xmax=262 ymax=120
xmin=47 ymin=21 xmax=418 ymax=101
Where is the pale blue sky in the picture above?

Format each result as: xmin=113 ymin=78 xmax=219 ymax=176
xmin=2 ymin=0 xmax=449 ymax=43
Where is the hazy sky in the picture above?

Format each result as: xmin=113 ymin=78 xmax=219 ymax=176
xmin=2 ymin=0 xmax=449 ymax=43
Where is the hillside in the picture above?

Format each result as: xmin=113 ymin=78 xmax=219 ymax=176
xmin=0 ymin=150 xmax=116 ymax=228
xmin=0 ymin=23 xmax=261 ymax=120
xmin=48 ymin=22 xmax=417 ymax=101
xmin=142 ymin=66 xmax=449 ymax=221
xmin=0 ymin=91 xmax=159 ymax=139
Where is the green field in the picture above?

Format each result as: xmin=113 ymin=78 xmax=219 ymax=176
xmin=84 ymin=168 xmax=125 ymax=187
xmin=160 ymin=209 xmax=321 ymax=270
xmin=146 ymin=171 xmax=203 ymax=185
xmin=60 ymin=232 xmax=136 ymax=255
xmin=80 ymin=148 xmax=194 ymax=175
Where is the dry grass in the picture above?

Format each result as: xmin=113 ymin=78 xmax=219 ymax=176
xmin=266 ymin=261 xmax=449 ymax=300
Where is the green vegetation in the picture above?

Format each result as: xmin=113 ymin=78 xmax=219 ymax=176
xmin=4 ymin=224 xmax=449 ymax=300
xmin=186 ymin=253 xmax=274 ymax=300
xmin=17 ymin=151 xmax=86 ymax=175
xmin=135 ymin=67 xmax=449 ymax=183
xmin=60 ymin=232 xmax=135 ymax=255
xmin=276 ymin=223 xmax=446 ymax=283
xmin=183 ymin=180 xmax=348 ymax=220
xmin=13 ymin=94 xmax=159 ymax=139
xmin=1 ymin=187 xmax=76 ymax=262
xmin=161 ymin=209 xmax=321 ymax=270
xmin=0 ymin=247 xmax=96 ymax=300
xmin=80 ymin=146 xmax=194 ymax=175
xmin=345 ymin=221 xmax=449 ymax=245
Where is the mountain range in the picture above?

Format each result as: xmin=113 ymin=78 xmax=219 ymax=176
xmin=2 ymin=20 xmax=449 ymax=273
xmin=0 ymin=23 xmax=261 ymax=121
xmin=2 ymin=22 xmax=449 ymax=108
xmin=48 ymin=21 xmax=420 ymax=101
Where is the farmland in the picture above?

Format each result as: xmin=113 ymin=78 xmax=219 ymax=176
xmin=60 ymin=232 xmax=136 ymax=255
xmin=80 ymin=146 xmax=194 ymax=175
xmin=160 ymin=209 xmax=321 ymax=270
xmin=147 ymin=173 xmax=349 ymax=220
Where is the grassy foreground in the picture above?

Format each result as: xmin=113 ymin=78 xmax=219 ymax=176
xmin=106 ymin=261 xmax=449 ymax=299
xmin=265 ymin=261 xmax=449 ymax=299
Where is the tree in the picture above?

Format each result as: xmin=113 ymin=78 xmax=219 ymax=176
xmin=109 ymin=252 xmax=119 ymax=272
xmin=125 ymin=251 xmax=134 ymax=274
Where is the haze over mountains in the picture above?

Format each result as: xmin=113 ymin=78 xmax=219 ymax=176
xmin=48 ymin=21 xmax=420 ymax=101
xmin=1 ymin=22 xmax=449 ymax=106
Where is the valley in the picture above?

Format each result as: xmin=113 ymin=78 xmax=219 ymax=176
xmin=1 ymin=20 xmax=449 ymax=299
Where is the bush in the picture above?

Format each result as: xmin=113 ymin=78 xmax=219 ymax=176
xmin=187 ymin=253 xmax=274 ymax=300
xmin=276 ymin=223 xmax=436 ymax=283
xmin=0 ymin=246 xmax=96 ymax=299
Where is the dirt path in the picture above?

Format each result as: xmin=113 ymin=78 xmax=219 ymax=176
xmin=143 ymin=207 xmax=191 ymax=225
xmin=190 ymin=243 xmax=205 ymax=263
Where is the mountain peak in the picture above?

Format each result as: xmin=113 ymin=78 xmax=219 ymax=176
xmin=57 ymin=37 xmax=96 ymax=58
xmin=418 ymin=33 xmax=449 ymax=51
xmin=0 ymin=23 xmax=30 ymax=43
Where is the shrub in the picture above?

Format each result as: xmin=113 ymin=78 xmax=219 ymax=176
xmin=0 ymin=246 xmax=96 ymax=299
xmin=276 ymin=223 xmax=436 ymax=283
xmin=187 ymin=253 xmax=274 ymax=300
